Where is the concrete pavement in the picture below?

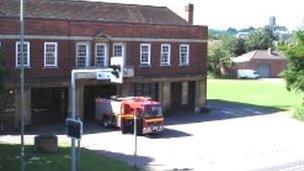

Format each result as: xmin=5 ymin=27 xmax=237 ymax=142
xmin=2 ymin=101 xmax=304 ymax=171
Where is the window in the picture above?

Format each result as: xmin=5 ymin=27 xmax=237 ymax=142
xmin=140 ymin=43 xmax=151 ymax=65
xmin=180 ymin=44 xmax=189 ymax=66
xmin=113 ymin=43 xmax=124 ymax=57
xmin=44 ymin=42 xmax=58 ymax=67
xmin=95 ymin=43 xmax=107 ymax=67
xmin=160 ymin=44 xmax=171 ymax=66
xmin=16 ymin=41 xmax=30 ymax=67
xmin=134 ymin=83 xmax=159 ymax=100
xmin=76 ymin=43 xmax=89 ymax=67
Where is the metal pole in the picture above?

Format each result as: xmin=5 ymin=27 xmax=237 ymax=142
xmin=77 ymin=139 xmax=81 ymax=170
xmin=133 ymin=112 xmax=137 ymax=168
xmin=19 ymin=0 xmax=25 ymax=170
xmin=71 ymin=71 xmax=76 ymax=171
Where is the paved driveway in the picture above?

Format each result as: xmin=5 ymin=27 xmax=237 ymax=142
xmin=79 ymin=100 xmax=304 ymax=171
xmin=2 ymin=100 xmax=304 ymax=171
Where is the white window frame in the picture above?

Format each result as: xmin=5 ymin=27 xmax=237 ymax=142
xmin=140 ymin=43 xmax=151 ymax=65
xmin=113 ymin=43 xmax=124 ymax=58
xmin=44 ymin=42 xmax=58 ymax=67
xmin=160 ymin=44 xmax=171 ymax=66
xmin=179 ymin=44 xmax=189 ymax=66
xmin=15 ymin=41 xmax=30 ymax=67
xmin=95 ymin=43 xmax=108 ymax=67
xmin=76 ymin=42 xmax=90 ymax=67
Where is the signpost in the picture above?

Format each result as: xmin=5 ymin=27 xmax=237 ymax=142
xmin=133 ymin=113 xmax=138 ymax=168
xmin=69 ymin=57 xmax=123 ymax=171
xmin=19 ymin=1 xmax=25 ymax=171
xmin=66 ymin=118 xmax=83 ymax=140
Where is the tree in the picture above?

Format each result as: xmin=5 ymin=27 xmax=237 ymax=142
xmin=208 ymin=45 xmax=233 ymax=77
xmin=226 ymin=27 xmax=238 ymax=36
xmin=222 ymin=36 xmax=246 ymax=56
xmin=245 ymin=28 xmax=277 ymax=51
xmin=281 ymin=30 xmax=304 ymax=95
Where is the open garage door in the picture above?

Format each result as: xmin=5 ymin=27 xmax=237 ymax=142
xmin=258 ymin=64 xmax=271 ymax=78
xmin=31 ymin=88 xmax=68 ymax=125
xmin=84 ymin=85 xmax=117 ymax=122
xmin=171 ymin=82 xmax=182 ymax=112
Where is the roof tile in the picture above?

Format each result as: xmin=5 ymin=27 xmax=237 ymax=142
xmin=0 ymin=0 xmax=189 ymax=25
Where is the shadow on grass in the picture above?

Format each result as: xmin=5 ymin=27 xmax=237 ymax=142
xmin=92 ymin=149 xmax=154 ymax=170
xmin=166 ymin=99 xmax=286 ymax=126
xmin=0 ymin=144 xmax=138 ymax=171
xmin=1 ymin=122 xmax=119 ymax=136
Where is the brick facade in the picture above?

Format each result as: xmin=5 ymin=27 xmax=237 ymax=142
xmin=0 ymin=3 xmax=208 ymax=128
xmin=1 ymin=18 xmax=207 ymax=83
xmin=234 ymin=59 xmax=287 ymax=78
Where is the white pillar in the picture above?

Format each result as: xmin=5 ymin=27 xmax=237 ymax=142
xmin=76 ymin=86 xmax=84 ymax=118
xmin=181 ymin=81 xmax=189 ymax=105
xmin=195 ymin=80 xmax=206 ymax=113
xmin=161 ymin=81 xmax=171 ymax=113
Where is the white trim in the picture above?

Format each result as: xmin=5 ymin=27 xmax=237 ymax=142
xmin=112 ymin=43 xmax=124 ymax=57
xmin=1 ymin=35 xmax=92 ymax=41
xmin=160 ymin=44 xmax=171 ymax=66
xmin=44 ymin=42 xmax=58 ymax=67
xmin=0 ymin=34 xmax=208 ymax=43
xmin=95 ymin=43 xmax=108 ymax=67
xmin=15 ymin=41 xmax=30 ymax=67
xmin=76 ymin=42 xmax=90 ymax=67
xmin=179 ymin=44 xmax=189 ymax=66
xmin=112 ymin=43 xmax=126 ymax=66
xmin=112 ymin=37 xmax=207 ymax=43
xmin=140 ymin=43 xmax=151 ymax=65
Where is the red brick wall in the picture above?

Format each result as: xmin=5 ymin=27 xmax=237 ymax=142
xmin=0 ymin=17 xmax=207 ymax=83
xmin=234 ymin=59 xmax=288 ymax=77
xmin=2 ymin=39 xmax=75 ymax=81
xmin=0 ymin=17 xmax=207 ymax=39
xmin=127 ymin=42 xmax=206 ymax=77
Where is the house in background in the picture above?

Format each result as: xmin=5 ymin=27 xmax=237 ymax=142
xmin=0 ymin=0 xmax=208 ymax=129
xmin=232 ymin=48 xmax=287 ymax=78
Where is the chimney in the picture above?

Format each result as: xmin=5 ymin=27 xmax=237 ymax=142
xmin=185 ymin=3 xmax=194 ymax=25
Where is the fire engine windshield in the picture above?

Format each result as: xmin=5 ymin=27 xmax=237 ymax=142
xmin=143 ymin=105 xmax=163 ymax=117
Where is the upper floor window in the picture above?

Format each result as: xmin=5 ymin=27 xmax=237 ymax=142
xmin=113 ymin=43 xmax=124 ymax=57
xmin=140 ymin=43 xmax=151 ymax=65
xmin=180 ymin=44 xmax=189 ymax=66
xmin=160 ymin=44 xmax=171 ymax=66
xmin=16 ymin=41 xmax=30 ymax=67
xmin=76 ymin=43 xmax=89 ymax=67
xmin=95 ymin=43 xmax=107 ymax=67
xmin=44 ymin=42 xmax=58 ymax=67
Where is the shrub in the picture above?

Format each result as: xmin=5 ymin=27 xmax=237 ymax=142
xmin=293 ymin=104 xmax=304 ymax=121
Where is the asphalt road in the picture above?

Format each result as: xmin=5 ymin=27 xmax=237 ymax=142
xmin=2 ymin=100 xmax=304 ymax=171
xmin=79 ymin=100 xmax=304 ymax=171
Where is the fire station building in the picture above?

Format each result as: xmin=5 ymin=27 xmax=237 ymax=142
xmin=0 ymin=0 xmax=207 ymax=128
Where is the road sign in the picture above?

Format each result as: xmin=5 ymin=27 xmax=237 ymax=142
xmin=96 ymin=71 xmax=112 ymax=80
xmin=66 ymin=118 xmax=83 ymax=140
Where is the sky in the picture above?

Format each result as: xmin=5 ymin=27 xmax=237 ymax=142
xmin=89 ymin=0 xmax=304 ymax=31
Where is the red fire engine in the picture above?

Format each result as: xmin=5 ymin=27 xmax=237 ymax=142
xmin=95 ymin=96 xmax=165 ymax=135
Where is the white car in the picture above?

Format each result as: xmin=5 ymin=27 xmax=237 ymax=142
xmin=237 ymin=69 xmax=259 ymax=79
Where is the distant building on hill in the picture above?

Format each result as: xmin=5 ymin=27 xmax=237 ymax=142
xmin=265 ymin=16 xmax=291 ymax=41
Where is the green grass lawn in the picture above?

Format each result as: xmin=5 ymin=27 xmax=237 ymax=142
xmin=207 ymin=79 xmax=303 ymax=110
xmin=0 ymin=144 xmax=135 ymax=171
